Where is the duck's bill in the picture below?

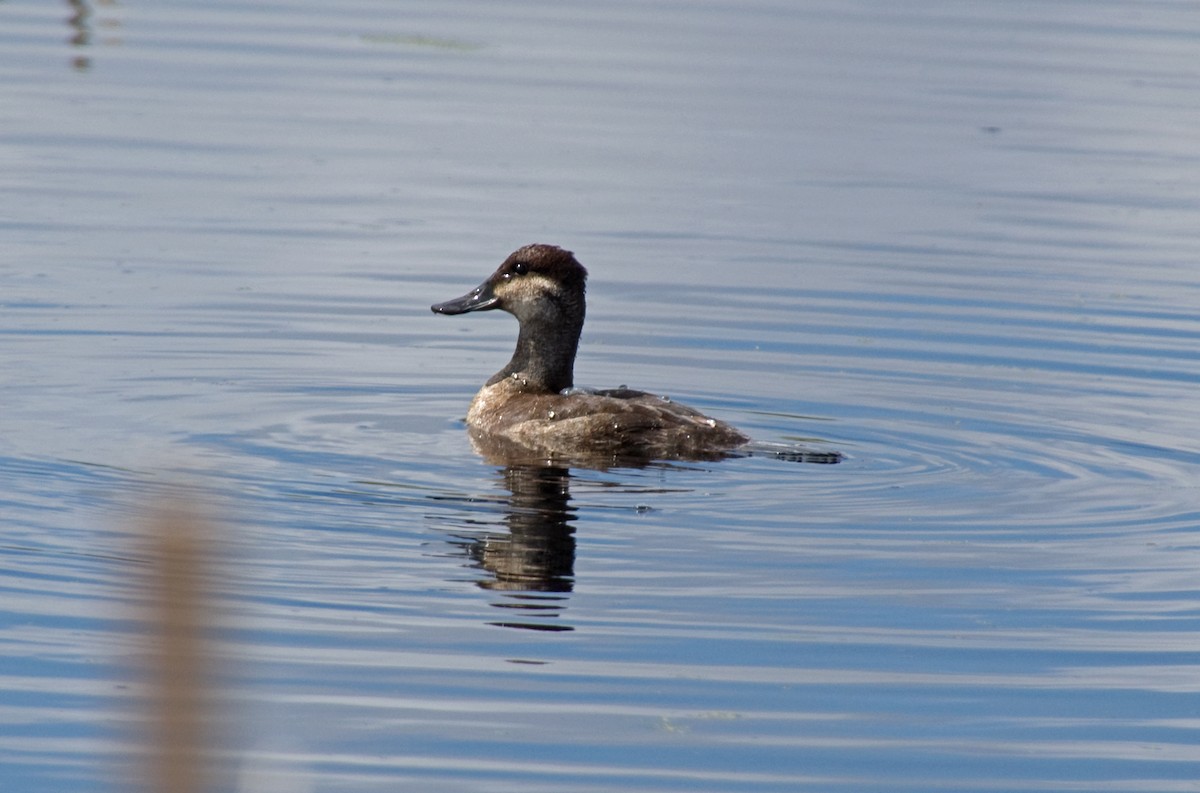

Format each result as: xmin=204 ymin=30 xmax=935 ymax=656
xmin=431 ymin=281 xmax=499 ymax=314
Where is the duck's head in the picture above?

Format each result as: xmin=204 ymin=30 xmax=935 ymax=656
xmin=431 ymin=244 xmax=587 ymax=325
xmin=431 ymin=244 xmax=589 ymax=393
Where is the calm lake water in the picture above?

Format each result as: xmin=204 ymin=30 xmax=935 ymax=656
xmin=4 ymin=1 xmax=1200 ymax=791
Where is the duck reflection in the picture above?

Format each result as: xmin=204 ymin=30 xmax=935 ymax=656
xmin=448 ymin=425 xmax=837 ymax=632
xmin=452 ymin=462 xmax=578 ymax=632
xmin=470 ymin=464 xmax=576 ymax=593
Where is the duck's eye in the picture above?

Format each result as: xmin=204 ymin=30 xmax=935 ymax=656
xmin=512 ymin=261 xmax=528 ymax=276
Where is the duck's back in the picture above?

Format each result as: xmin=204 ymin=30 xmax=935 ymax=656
xmin=466 ymin=376 xmax=748 ymax=461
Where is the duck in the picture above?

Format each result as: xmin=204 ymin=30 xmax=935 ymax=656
xmin=432 ymin=244 xmax=821 ymax=464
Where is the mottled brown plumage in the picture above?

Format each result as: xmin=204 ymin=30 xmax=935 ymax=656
xmin=432 ymin=244 xmax=749 ymax=464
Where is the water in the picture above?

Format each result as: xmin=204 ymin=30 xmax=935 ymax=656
xmin=3 ymin=1 xmax=1200 ymax=791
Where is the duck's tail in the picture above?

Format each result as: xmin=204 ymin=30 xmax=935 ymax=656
xmin=738 ymin=441 xmax=843 ymax=465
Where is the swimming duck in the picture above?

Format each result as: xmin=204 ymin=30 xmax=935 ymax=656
xmin=431 ymin=244 xmax=751 ymax=462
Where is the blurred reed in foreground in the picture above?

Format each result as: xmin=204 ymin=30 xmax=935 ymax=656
xmin=133 ymin=501 xmax=221 ymax=793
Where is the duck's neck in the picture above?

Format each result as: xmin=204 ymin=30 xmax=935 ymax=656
xmin=489 ymin=311 xmax=583 ymax=394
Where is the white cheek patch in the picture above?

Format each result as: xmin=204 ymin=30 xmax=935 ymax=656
xmin=499 ymin=273 xmax=563 ymax=302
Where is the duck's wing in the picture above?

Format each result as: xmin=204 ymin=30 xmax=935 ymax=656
xmin=495 ymin=388 xmax=748 ymax=458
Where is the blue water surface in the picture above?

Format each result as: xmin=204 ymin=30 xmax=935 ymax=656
xmin=2 ymin=1 xmax=1200 ymax=791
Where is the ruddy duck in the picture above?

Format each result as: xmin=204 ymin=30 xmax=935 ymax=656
xmin=432 ymin=244 xmax=830 ymax=464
